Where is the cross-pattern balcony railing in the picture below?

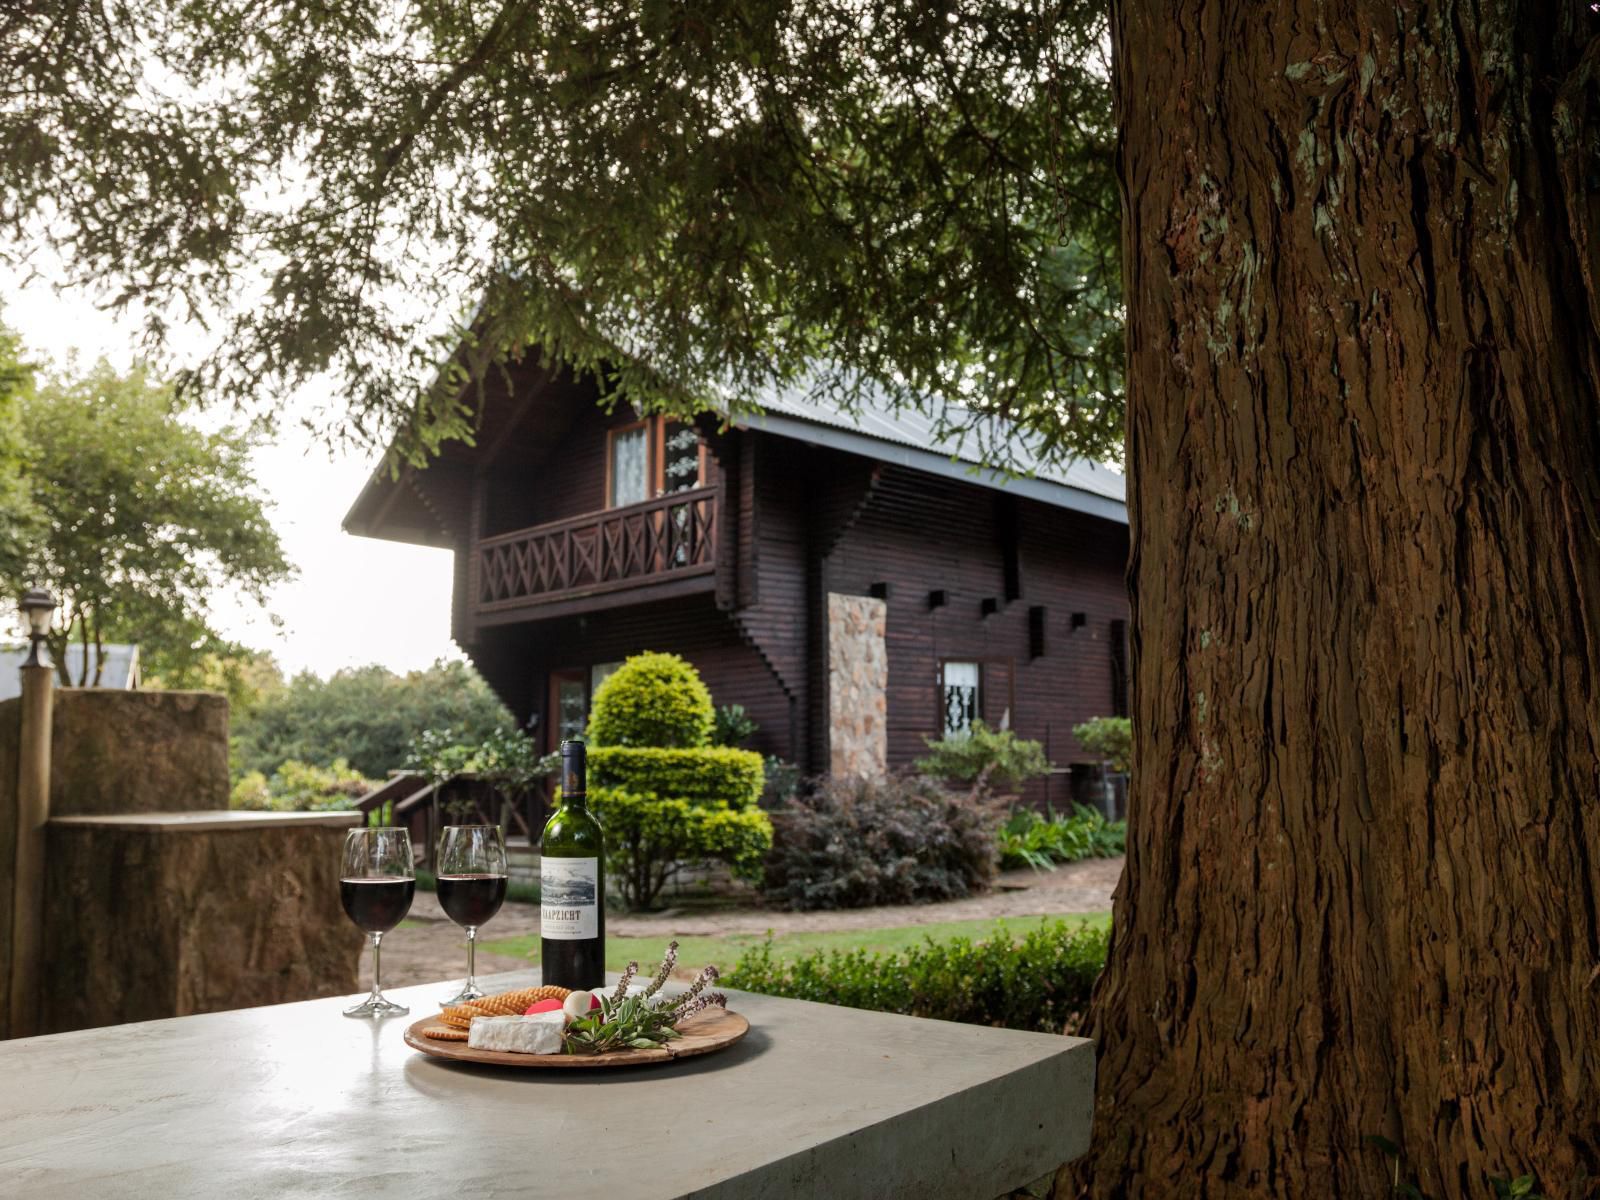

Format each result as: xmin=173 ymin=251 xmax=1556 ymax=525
xmin=476 ymin=485 xmax=718 ymax=611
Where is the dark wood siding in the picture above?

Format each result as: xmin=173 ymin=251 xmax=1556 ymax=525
xmin=470 ymin=593 xmax=795 ymax=763
xmin=817 ymin=464 xmax=1129 ymax=807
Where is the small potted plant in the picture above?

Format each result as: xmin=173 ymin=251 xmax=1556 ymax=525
xmin=1070 ymin=717 xmax=1131 ymax=820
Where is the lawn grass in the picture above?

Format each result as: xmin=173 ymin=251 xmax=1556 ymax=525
xmin=479 ymin=911 xmax=1111 ymax=976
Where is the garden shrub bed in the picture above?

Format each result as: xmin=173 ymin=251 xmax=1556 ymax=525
xmin=998 ymin=804 xmax=1126 ymax=870
xmin=725 ymin=918 xmax=1109 ymax=1034
xmin=761 ymin=772 xmax=1001 ymax=910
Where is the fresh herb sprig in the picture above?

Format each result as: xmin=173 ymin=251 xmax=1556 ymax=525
xmin=563 ymin=942 xmax=727 ymax=1056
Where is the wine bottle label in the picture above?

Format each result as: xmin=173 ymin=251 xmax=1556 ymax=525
xmin=540 ymin=857 xmax=598 ymax=940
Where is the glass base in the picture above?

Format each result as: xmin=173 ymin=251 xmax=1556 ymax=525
xmin=439 ymin=981 xmax=486 ymax=1007
xmin=343 ymin=994 xmax=410 ymax=1019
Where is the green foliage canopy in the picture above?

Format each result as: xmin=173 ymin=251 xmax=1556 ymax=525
xmin=2 ymin=1 xmax=1120 ymax=466
xmin=232 ymin=659 xmax=515 ymax=780
xmin=1 ymin=357 xmax=292 ymax=685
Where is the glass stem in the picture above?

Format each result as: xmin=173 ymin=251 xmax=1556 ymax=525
xmin=369 ymin=931 xmax=384 ymax=1001
xmin=466 ymin=926 xmax=477 ymax=988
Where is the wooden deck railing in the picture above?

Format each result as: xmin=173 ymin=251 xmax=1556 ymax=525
xmin=476 ymin=486 xmax=718 ymax=610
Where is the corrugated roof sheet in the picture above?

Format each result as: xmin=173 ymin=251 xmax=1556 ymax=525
xmin=732 ymin=374 xmax=1125 ymax=509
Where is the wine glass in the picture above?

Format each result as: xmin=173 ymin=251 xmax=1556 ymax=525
xmin=436 ymin=824 xmax=509 ymax=1006
xmin=340 ymin=826 xmax=416 ymax=1018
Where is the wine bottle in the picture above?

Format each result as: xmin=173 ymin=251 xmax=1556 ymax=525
xmin=540 ymin=737 xmax=605 ymax=989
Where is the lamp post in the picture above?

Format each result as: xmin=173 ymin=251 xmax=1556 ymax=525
xmin=8 ymin=588 xmax=56 ymax=1039
xmin=19 ymin=588 xmax=54 ymax=669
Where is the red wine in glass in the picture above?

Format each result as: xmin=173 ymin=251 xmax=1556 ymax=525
xmin=340 ymin=827 xmax=415 ymax=1019
xmin=436 ymin=874 xmax=507 ymax=928
xmin=340 ymin=877 xmax=417 ymax=934
xmin=436 ymin=825 xmax=509 ymax=1005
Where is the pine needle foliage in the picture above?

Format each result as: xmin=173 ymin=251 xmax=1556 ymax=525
xmin=1 ymin=1 xmax=1120 ymax=467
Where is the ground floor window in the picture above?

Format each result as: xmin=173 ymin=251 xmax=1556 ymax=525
xmin=546 ymin=662 xmax=626 ymax=750
xmin=940 ymin=661 xmax=981 ymax=738
xmin=590 ymin=660 xmax=622 ymax=697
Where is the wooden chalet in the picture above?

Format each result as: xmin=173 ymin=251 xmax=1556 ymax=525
xmin=344 ymin=358 xmax=1129 ymax=807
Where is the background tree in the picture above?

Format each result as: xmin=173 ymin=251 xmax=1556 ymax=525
xmin=11 ymin=0 xmax=1600 ymax=1193
xmin=0 ymin=321 xmax=38 ymax=580
xmin=0 ymin=0 xmax=1121 ymax=467
xmin=6 ymin=358 xmax=292 ymax=685
xmin=231 ymin=660 xmax=515 ymax=780
xmin=1074 ymin=3 xmax=1600 ymax=1195
xmin=143 ymin=645 xmax=286 ymax=722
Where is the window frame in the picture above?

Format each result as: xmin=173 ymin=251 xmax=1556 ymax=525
xmin=606 ymin=416 xmax=706 ymax=509
xmin=937 ymin=659 xmax=983 ymax=739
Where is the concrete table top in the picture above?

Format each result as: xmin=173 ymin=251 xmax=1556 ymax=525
xmin=48 ymin=809 xmax=364 ymax=832
xmin=0 ymin=969 xmax=1094 ymax=1199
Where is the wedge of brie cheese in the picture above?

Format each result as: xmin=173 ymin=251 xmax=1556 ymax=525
xmin=467 ymin=1012 xmax=566 ymax=1055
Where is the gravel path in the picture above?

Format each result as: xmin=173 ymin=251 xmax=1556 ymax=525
xmin=369 ymin=856 xmax=1123 ymax=990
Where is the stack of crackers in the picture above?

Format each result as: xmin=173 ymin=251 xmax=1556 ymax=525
xmin=420 ymin=985 xmax=573 ymax=1041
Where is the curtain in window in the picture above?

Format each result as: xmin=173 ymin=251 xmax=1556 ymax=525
xmin=610 ymin=427 xmax=649 ymax=507
xmin=662 ymin=423 xmax=701 ymax=493
xmin=941 ymin=662 xmax=980 ymax=738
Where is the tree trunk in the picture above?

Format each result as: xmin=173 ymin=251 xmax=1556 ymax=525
xmin=1078 ymin=3 xmax=1600 ymax=1196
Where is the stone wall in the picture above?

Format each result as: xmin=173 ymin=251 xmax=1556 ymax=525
xmin=827 ymin=593 xmax=888 ymax=778
xmin=51 ymin=690 xmax=229 ymax=816
xmin=42 ymin=820 xmax=360 ymax=1034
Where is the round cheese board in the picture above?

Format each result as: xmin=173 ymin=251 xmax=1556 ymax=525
xmin=402 ymin=1007 xmax=750 ymax=1069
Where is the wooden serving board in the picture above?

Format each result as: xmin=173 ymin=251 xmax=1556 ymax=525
xmin=403 ymin=1008 xmax=750 ymax=1069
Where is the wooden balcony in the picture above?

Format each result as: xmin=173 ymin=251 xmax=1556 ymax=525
xmin=474 ymin=485 xmax=719 ymax=619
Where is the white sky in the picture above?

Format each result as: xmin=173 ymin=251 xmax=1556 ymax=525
xmin=1 ymin=268 xmax=460 ymax=678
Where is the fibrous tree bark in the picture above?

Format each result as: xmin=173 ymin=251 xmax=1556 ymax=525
xmin=1076 ymin=3 xmax=1600 ymax=1196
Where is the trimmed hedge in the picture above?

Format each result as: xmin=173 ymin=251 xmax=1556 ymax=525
xmin=589 ymin=745 xmax=764 ymax=809
xmin=590 ymin=786 xmax=774 ymax=910
xmin=724 ymin=919 xmax=1109 ymax=1035
xmin=587 ymin=652 xmax=714 ymax=748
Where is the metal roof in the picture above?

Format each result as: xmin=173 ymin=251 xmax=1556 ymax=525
xmin=731 ymin=375 xmax=1127 ymax=523
xmin=0 ymin=643 xmax=142 ymax=699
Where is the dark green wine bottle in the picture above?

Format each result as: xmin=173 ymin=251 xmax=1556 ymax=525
xmin=540 ymin=737 xmax=605 ymax=990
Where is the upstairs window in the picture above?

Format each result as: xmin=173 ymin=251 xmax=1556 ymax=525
xmin=940 ymin=661 xmax=981 ymax=738
xmin=608 ymin=423 xmax=651 ymax=508
xmin=606 ymin=416 xmax=706 ymax=508
xmin=660 ymin=420 xmax=703 ymax=494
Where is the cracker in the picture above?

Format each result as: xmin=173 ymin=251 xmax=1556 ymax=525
xmin=421 ymin=1024 xmax=470 ymax=1042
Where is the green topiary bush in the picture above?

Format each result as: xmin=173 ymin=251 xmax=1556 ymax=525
xmin=587 ymin=651 xmax=714 ymax=748
xmin=761 ymin=772 xmax=1002 ymax=910
xmin=589 ymin=787 xmax=774 ymax=910
xmin=589 ymin=745 xmax=764 ymax=807
xmin=582 ymin=652 xmax=771 ymax=909
xmin=725 ymin=919 xmax=1109 ymax=1034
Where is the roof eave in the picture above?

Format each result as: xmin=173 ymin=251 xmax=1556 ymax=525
xmin=735 ymin=411 xmax=1128 ymax=525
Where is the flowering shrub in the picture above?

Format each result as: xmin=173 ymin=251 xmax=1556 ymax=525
xmin=761 ymin=772 xmax=1002 ymax=910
